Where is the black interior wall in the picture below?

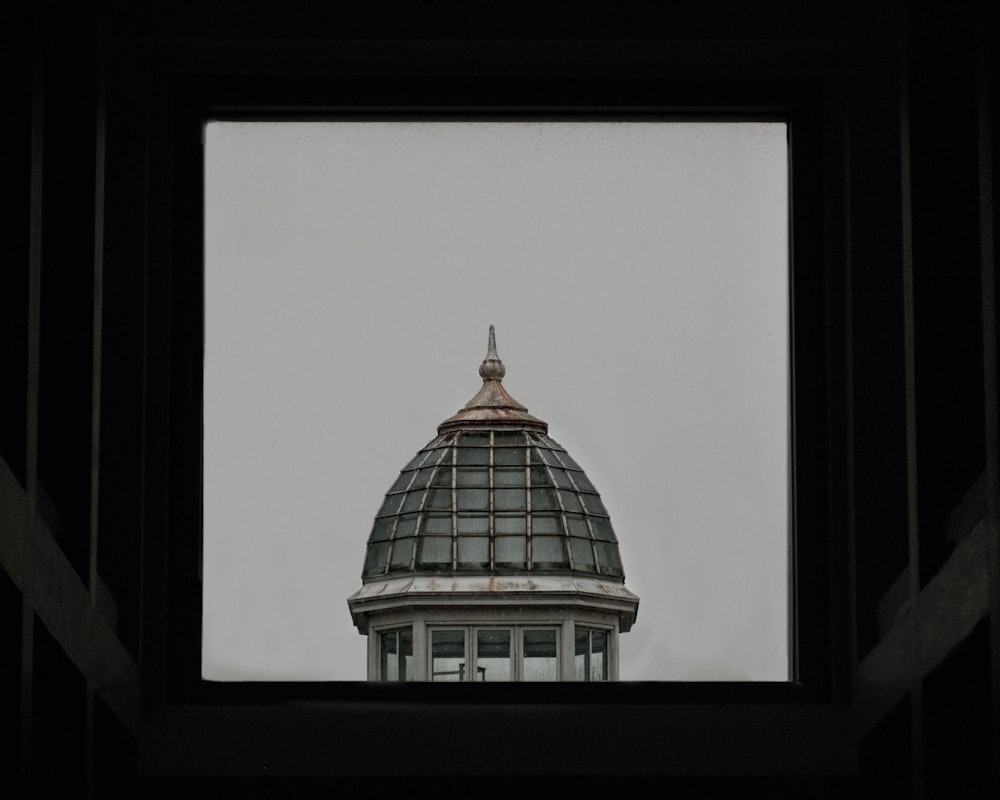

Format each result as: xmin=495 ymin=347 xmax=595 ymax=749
xmin=3 ymin=1 xmax=998 ymax=797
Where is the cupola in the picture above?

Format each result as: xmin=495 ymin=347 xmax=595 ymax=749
xmin=347 ymin=326 xmax=639 ymax=681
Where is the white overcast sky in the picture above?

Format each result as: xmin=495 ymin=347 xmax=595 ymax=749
xmin=201 ymin=120 xmax=789 ymax=682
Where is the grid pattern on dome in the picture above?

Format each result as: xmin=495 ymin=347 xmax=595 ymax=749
xmin=362 ymin=430 xmax=624 ymax=580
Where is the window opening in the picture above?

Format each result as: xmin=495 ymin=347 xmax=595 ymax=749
xmin=379 ymin=628 xmax=413 ymax=682
xmin=522 ymin=629 xmax=559 ymax=681
xmin=431 ymin=629 xmax=467 ymax=682
xmin=575 ymin=629 xmax=610 ymax=681
xmin=475 ymin=629 xmax=513 ymax=682
xmin=202 ymin=120 xmax=790 ymax=682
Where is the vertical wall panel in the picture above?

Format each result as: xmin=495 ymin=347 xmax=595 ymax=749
xmin=35 ymin=0 xmax=99 ymax=585
xmin=908 ymin=0 xmax=987 ymax=585
xmin=30 ymin=615 xmax=87 ymax=794
xmin=0 ymin=568 xmax=22 ymax=784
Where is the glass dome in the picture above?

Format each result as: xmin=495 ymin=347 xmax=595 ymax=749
xmin=360 ymin=326 xmax=626 ymax=582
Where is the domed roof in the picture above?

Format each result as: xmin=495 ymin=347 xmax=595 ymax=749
xmin=360 ymin=326 xmax=626 ymax=582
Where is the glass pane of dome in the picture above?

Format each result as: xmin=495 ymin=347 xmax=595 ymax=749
xmin=456 ymin=488 xmax=488 ymax=510
xmin=570 ymin=537 xmax=596 ymax=570
xmin=363 ymin=542 xmax=389 ymax=576
xmin=559 ymin=492 xmax=582 ymax=512
xmin=369 ymin=517 xmax=394 ymax=542
xmin=388 ymin=539 xmax=414 ymax=572
xmin=531 ymin=515 xmax=560 ymax=535
xmin=532 ymin=535 xmax=566 ymax=567
xmin=590 ymin=517 xmax=618 ymax=542
xmin=456 ymin=537 xmax=488 ymax=569
xmin=418 ymin=536 xmax=452 ymax=569
xmin=394 ymin=515 xmax=417 ymax=538
xmin=580 ymin=493 xmax=606 ymax=514
xmin=422 ymin=513 xmax=452 ymax=534
xmin=530 ymin=487 xmax=559 ymax=511
xmin=456 ymin=515 xmax=488 ymax=535
xmin=401 ymin=491 xmax=424 ymax=513
xmin=493 ymin=467 xmax=526 ymax=487
xmin=494 ymin=488 xmax=526 ymax=511
xmin=595 ymin=541 xmax=624 ymax=577
xmin=494 ymin=535 xmax=526 ymax=568
xmin=377 ymin=494 xmax=403 ymax=516
xmin=425 ymin=487 xmax=452 ymax=511
xmin=494 ymin=514 xmax=526 ymax=534
xmin=456 ymin=468 xmax=488 ymax=487
xmin=494 ymin=447 xmax=527 ymax=466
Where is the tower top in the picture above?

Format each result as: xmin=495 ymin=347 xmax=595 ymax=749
xmin=437 ymin=325 xmax=548 ymax=434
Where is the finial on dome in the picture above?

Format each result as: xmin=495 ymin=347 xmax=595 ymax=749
xmin=479 ymin=323 xmax=506 ymax=380
xmin=436 ymin=323 xmax=547 ymax=433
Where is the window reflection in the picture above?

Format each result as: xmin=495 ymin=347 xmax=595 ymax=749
xmin=431 ymin=629 xmax=466 ymax=681
xmin=522 ymin=629 xmax=558 ymax=681
xmin=379 ymin=628 xmax=413 ymax=682
xmin=476 ymin=629 xmax=512 ymax=681
xmin=575 ymin=629 xmax=608 ymax=681
xmin=407 ymin=626 xmax=576 ymax=681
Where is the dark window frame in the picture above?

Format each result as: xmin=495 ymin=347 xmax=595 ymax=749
xmin=140 ymin=45 xmax=851 ymax=773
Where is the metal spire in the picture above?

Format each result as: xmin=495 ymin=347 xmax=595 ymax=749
xmin=436 ymin=324 xmax=548 ymax=434
xmin=479 ymin=323 xmax=506 ymax=381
